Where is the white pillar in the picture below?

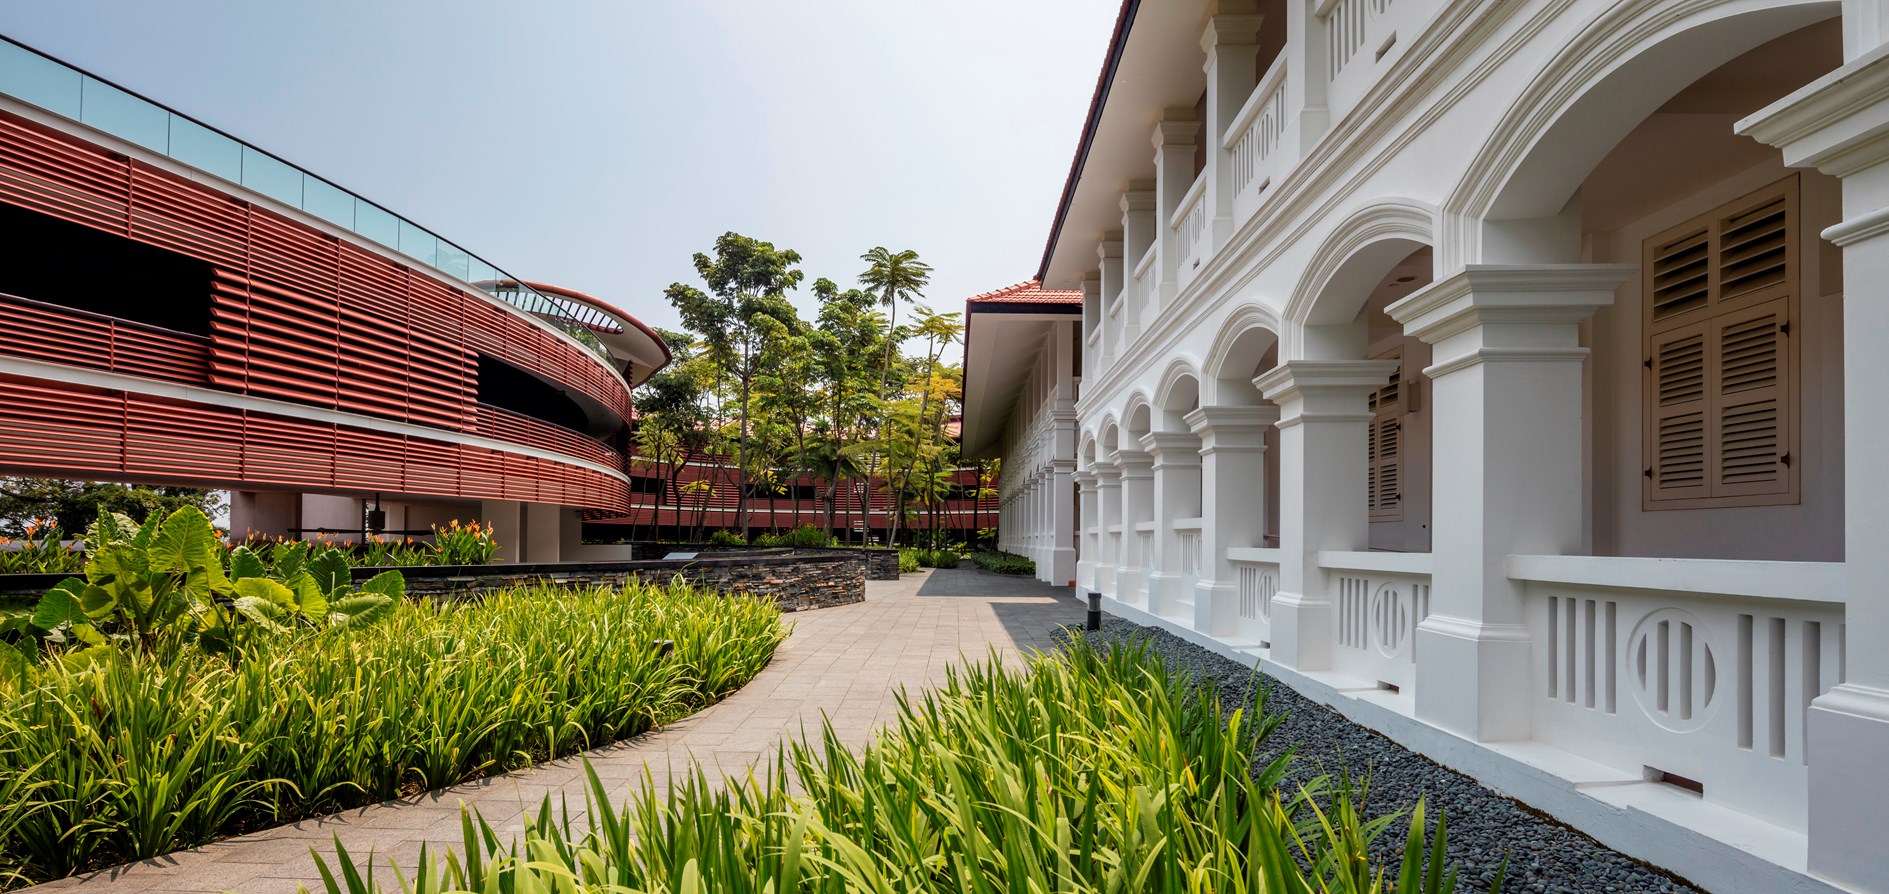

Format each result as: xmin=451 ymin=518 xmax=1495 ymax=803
xmin=1094 ymin=464 xmax=1122 ymax=597
xmin=1113 ymin=447 xmax=1155 ymax=605
xmin=1075 ymin=470 xmax=1098 ymax=590
xmin=1120 ymin=186 xmax=1156 ymax=345
xmin=1188 ymin=405 xmax=1277 ymax=637
xmin=1098 ymin=237 xmax=1125 ymax=364
xmin=480 ymin=499 xmax=523 ymax=563
xmin=1050 ymin=459 xmax=1077 ymax=585
xmin=1741 ymin=52 xmax=1889 ymax=892
xmin=522 ymin=501 xmax=562 ymax=563
xmin=1201 ymin=10 xmax=1264 ymax=251
xmin=1152 ymin=111 xmax=1200 ymax=308
xmin=1389 ymin=265 xmax=1630 ymax=741
xmin=1255 ymin=361 xmax=1397 ymax=670
xmin=1141 ymin=431 xmax=1203 ymax=619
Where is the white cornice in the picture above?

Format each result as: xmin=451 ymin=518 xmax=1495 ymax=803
xmin=1738 ymin=41 xmax=1889 ymax=177
xmin=1387 ymin=264 xmax=1634 ymax=343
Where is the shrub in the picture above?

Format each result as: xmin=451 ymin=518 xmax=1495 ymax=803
xmin=897 ymin=548 xmax=920 ymax=574
xmin=752 ymin=532 xmax=782 ymax=548
xmin=910 ymin=548 xmax=959 ymax=569
xmin=432 ymin=520 xmax=499 ymax=565
xmin=971 ymin=550 xmax=1035 ymax=575
xmin=707 ymin=529 xmax=748 ymax=548
xmin=778 ymin=525 xmax=833 ymax=549
xmin=309 ymin=635 xmax=1501 ymax=894
xmin=0 ymin=521 xmax=83 ymax=576
xmin=0 ymin=581 xmax=784 ymax=886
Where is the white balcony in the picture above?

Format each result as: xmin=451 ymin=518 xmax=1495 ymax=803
xmin=1321 ymin=550 xmax=1432 ymax=694
xmin=1225 ymin=54 xmax=1291 ymax=228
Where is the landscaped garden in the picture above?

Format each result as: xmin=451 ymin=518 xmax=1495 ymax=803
xmin=304 ymin=634 xmax=1498 ymax=894
xmin=0 ymin=508 xmax=785 ymax=889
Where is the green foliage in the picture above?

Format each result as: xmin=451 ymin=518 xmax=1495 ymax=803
xmin=0 ymin=581 xmax=785 ymax=886
xmin=971 ymin=550 xmax=1035 ymax=576
xmin=897 ymin=548 xmax=920 ymax=574
xmin=430 ymin=520 xmax=500 ymax=566
xmin=0 ymin=521 xmax=83 ymax=575
xmin=907 ymin=548 xmax=958 ymax=569
xmin=778 ymin=525 xmax=833 ymax=549
xmin=306 ymin=636 xmax=1500 ymax=894
xmin=707 ymin=530 xmax=748 ymax=548
xmin=0 ymin=478 xmax=223 ymax=540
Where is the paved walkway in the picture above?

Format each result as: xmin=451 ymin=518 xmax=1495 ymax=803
xmin=39 ymin=568 xmax=1082 ymax=894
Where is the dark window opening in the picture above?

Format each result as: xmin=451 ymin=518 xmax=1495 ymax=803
xmin=629 ymin=475 xmax=664 ymax=495
xmin=0 ymin=199 xmax=213 ymax=334
xmin=476 ymin=354 xmax=590 ymax=432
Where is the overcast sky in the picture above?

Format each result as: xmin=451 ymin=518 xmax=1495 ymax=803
xmin=3 ymin=1 xmax=1113 ymax=353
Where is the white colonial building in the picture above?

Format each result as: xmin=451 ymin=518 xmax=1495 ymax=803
xmin=959 ymin=0 xmax=1889 ymax=890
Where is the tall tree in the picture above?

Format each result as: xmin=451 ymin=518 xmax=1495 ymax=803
xmin=0 ymin=478 xmax=225 ymax=537
xmin=667 ymin=233 xmax=804 ymax=536
xmin=858 ymin=247 xmax=932 ymax=406
xmin=809 ymin=278 xmax=885 ymax=541
xmin=886 ymin=306 xmax=964 ymax=545
xmin=631 ymin=328 xmax=710 ymax=538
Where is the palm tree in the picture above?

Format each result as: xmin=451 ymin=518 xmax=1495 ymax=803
xmin=858 ymin=247 xmax=933 ymax=405
xmin=887 ymin=306 xmax=964 ymax=546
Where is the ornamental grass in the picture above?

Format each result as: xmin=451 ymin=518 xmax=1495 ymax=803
xmin=0 ymin=581 xmax=784 ymax=888
xmin=310 ymin=634 xmax=1500 ymax=894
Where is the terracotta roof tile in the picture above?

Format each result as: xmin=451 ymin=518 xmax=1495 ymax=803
xmin=966 ymin=279 xmax=1082 ymax=305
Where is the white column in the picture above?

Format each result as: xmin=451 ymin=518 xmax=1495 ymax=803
xmin=1094 ymin=464 xmax=1122 ymax=597
xmin=1080 ymin=274 xmax=1102 ymax=381
xmin=1088 ymin=466 xmax=1103 ymax=593
xmin=1201 ymin=10 xmax=1264 ymax=249
xmin=1187 ymin=405 xmax=1277 ymax=636
xmin=1141 ymin=431 xmax=1203 ymax=619
xmin=1741 ymin=53 xmax=1889 ymax=892
xmin=1389 ymin=265 xmax=1630 ymax=741
xmin=479 ymin=499 xmax=523 ymax=563
xmin=1120 ymin=186 xmax=1155 ymax=345
xmin=1255 ymin=361 xmax=1397 ymax=670
xmin=1153 ymin=111 xmax=1200 ymax=307
xmin=1113 ymin=447 xmax=1155 ymax=605
xmin=522 ymin=501 xmax=562 ymax=563
xmin=1050 ymin=459 xmax=1077 ymax=585
xmin=1098 ymin=237 xmax=1125 ymax=364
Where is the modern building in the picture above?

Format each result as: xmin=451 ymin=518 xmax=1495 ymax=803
xmin=961 ymin=1 xmax=1889 ymax=891
xmin=0 ymin=36 xmax=668 ymax=561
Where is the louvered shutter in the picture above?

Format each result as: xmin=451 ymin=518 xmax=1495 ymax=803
xmin=1646 ymin=321 xmax=1709 ymax=501
xmin=1642 ymin=176 xmax=1798 ymax=510
xmin=1367 ymin=359 xmax=1403 ymax=521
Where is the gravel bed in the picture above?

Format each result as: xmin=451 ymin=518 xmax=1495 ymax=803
xmin=1059 ymin=618 xmax=1701 ymax=894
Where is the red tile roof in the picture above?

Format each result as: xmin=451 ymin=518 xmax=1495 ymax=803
xmin=966 ymin=279 xmax=1082 ymax=305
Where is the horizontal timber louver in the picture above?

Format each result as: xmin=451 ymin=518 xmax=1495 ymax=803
xmin=1367 ymin=352 xmax=1403 ymax=521
xmin=1643 ymin=176 xmax=1798 ymax=510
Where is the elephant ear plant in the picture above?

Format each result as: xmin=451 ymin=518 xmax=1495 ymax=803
xmin=8 ymin=507 xmax=399 ymax=671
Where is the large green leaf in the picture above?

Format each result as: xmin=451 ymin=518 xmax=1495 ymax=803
xmin=86 ymin=509 xmax=139 ymax=549
xmin=270 ymin=541 xmax=308 ymax=579
xmin=87 ymin=542 xmax=148 ymax=587
xmin=357 ymin=570 xmax=405 ymax=601
xmin=308 ymin=549 xmax=352 ymax=600
xmin=285 ymin=570 xmax=327 ymax=620
xmin=229 ymin=546 xmax=267 ymax=582
xmin=29 ymin=583 xmax=86 ymax=630
xmin=328 ymin=594 xmax=395 ymax=630
xmin=149 ymin=507 xmax=220 ymax=575
xmin=230 ymin=596 xmax=292 ymax=633
xmin=233 ymin=576 xmax=299 ymax=613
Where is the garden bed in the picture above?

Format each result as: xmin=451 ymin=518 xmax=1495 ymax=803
xmin=0 ymin=580 xmax=785 ymax=889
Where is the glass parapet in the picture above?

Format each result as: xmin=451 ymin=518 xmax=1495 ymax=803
xmin=0 ymin=36 xmax=620 ymax=369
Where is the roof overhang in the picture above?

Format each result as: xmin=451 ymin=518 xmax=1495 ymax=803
xmin=495 ymin=280 xmax=672 ymax=386
xmin=960 ymin=298 xmax=1082 ymax=460
xmin=1037 ymin=0 xmax=1215 ymax=289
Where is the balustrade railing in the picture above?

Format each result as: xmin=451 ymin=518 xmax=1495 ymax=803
xmin=1226 ymin=56 xmax=1290 ymax=227
xmin=1511 ymin=555 xmax=1845 ymax=830
xmin=1170 ymin=173 xmax=1210 ymax=289
xmin=1228 ymin=547 xmax=1282 ymax=647
xmin=0 ymin=293 xmax=209 ymax=386
xmin=1320 ymin=550 xmax=1432 ymax=693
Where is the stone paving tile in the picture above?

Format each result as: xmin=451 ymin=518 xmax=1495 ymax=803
xmin=33 ymin=568 xmax=1080 ymax=894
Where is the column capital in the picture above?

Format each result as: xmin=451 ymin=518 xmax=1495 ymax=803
xmin=1120 ymin=184 xmax=1157 ymax=213
xmin=1097 ymin=236 xmax=1125 ymax=259
xmin=1388 ymin=264 xmax=1633 ymax=345
xmin=1092 ymin=464 xmax=1122 ymax=485
xmin=1185 ymin=404 xmax=1278 ymax=449
xmin=1111 ymin=447 xmax=1155 ymax=477
xmin=1152 ymin=112 xmax=1200 ymax=150
xmin=1138 ymin=431 xmax=1203 ymax=466
xmin=1253 ymin=360 xmax=1398 ymax=423
xmin=1201 ymin=14 xmax=1265 ymax=53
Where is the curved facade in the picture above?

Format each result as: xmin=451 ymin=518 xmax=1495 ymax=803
xmin=0 ymin=37 xmax=665 ymax=545
xmin=966 ymin=2 xmax=1889 ymax=891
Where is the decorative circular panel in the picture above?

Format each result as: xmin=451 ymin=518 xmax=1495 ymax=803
xmin=1626 ymin=608 xmax=1718 ymax=733
xmin=1369 ymin=582 xmax=1410 ymax=659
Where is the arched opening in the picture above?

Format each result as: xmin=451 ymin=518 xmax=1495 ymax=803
xmin=1296 ymin=237 xmax=1438 ymax=553
xmin=1481 ymin=15 xmax=1844 ymax=562
xmin=1208 ymin=320 xmax=1283 ymax=545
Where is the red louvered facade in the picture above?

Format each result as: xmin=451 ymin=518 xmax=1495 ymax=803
xmin=0 ymin=106 xmax=641 ymax=513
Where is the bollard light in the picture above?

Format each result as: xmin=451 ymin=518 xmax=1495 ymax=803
xmin=1086 ymin=592 xmax=1102 ymax=632
xmin=652 ymin=639 xmax=675 ymax=659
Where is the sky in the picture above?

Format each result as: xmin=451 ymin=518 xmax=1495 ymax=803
xmin=2 ymin=1 xmax=1116 ymax=358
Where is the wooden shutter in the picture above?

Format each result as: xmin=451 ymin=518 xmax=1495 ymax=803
xmin=1642 ymin=177 xmax=1798 ymax=510
xmin=1367 ymin=357 xmax=1403 ymax=521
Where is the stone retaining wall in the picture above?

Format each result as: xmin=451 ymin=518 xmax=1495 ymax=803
xmin=0 ymin=554 xmax=867 ymax=612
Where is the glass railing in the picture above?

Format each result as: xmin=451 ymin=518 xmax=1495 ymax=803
xmin=0 ymin=35 xmax=622 ymax=370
